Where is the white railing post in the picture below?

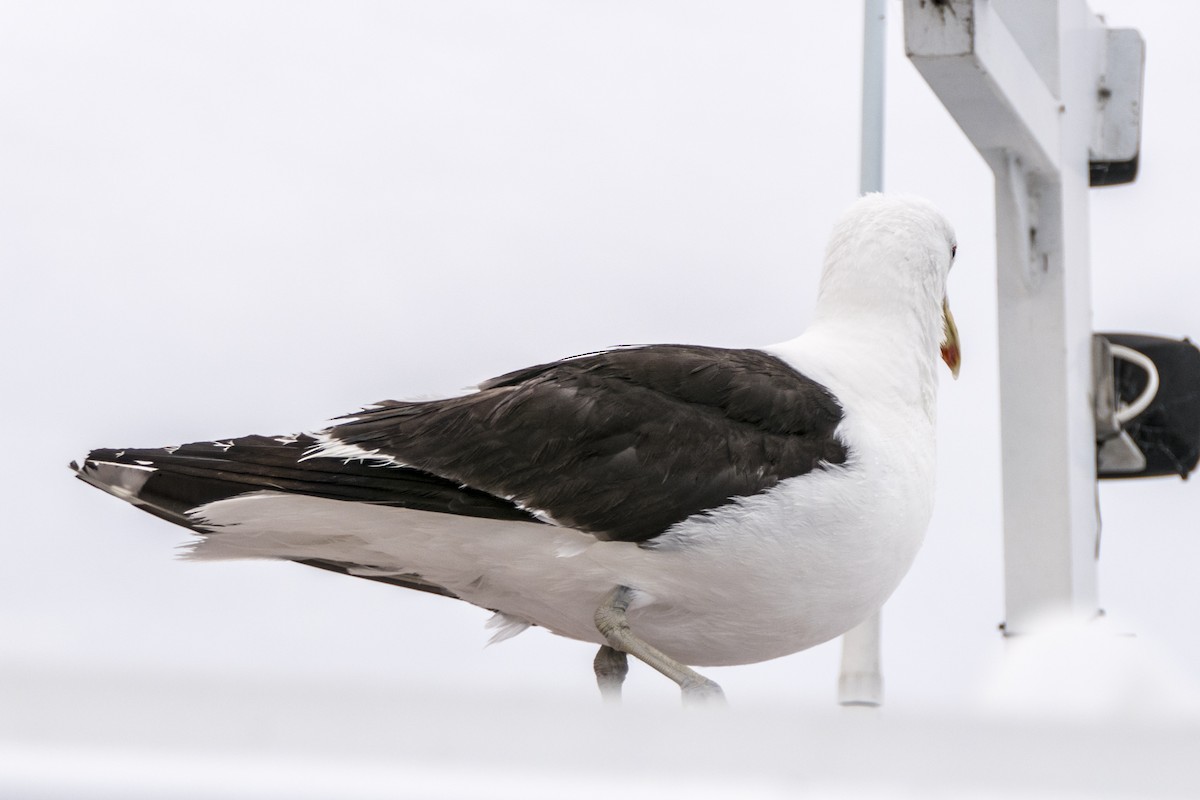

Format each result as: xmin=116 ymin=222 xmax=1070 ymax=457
xmin=838 ymin=0 xmax=888 ymax=708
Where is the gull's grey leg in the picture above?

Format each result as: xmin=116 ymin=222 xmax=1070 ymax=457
xmin=593 ymin=645 xmax=628 ymax=703
xmin=594 ymin=585 xmax=725 ymax=705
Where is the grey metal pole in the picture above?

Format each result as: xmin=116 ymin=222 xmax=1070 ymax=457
xmin=838 ymin=0 xmax=887 ymax=708
xmin=859 ymin=0 xmax=886 ymax=195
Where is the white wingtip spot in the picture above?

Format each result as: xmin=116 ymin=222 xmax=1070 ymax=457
xmin=78 ymin=459 xmax=157 ymax=502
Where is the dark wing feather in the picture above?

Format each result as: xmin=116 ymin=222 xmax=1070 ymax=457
xmin=327 ymin=345 xmax=847 ymax=543
xmin=75 ymin=435 xmax=539 ymax=527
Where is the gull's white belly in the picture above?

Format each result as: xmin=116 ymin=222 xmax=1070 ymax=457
xmin=189 ymin=449 xmax=931 ymax=667
xmin=585 ymin=463 xmax=931 ymax=665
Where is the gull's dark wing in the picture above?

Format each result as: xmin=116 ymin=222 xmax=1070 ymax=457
xmin=324 ymin=345 xmax=847 ymax=543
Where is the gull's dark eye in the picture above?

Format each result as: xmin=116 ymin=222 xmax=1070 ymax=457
xmin=951 ymin=244 xmax=958 ymax=259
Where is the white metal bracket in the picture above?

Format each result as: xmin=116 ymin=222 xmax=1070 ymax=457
xmin=904 ymin=0 xmax=1061 ymax=177
xmin=1001 ymin=153 xmax=1049 ymax=291
xmin=1090 ymin=28 xmax=1146 ymax=185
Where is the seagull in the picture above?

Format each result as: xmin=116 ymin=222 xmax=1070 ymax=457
xmin=73 ymin=194 xmax=960 ymax=703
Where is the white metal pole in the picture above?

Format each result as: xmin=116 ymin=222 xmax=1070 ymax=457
xmin=838 ymin=0 xmax=887 ymax=708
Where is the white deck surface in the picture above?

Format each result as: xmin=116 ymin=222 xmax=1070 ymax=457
xmin=3 ymin=661 xmax=1197 ymax=799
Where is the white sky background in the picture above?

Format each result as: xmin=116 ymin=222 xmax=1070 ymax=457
xmin=2 ymin=0 xmax=1199 ymax=718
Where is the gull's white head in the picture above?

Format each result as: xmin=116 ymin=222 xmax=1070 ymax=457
xmin=815 ymin=194 xmax=960 ymax=378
